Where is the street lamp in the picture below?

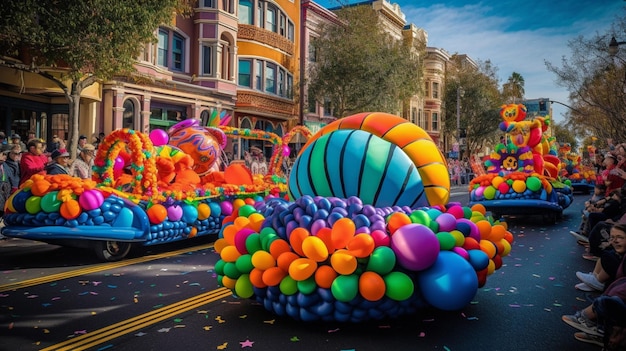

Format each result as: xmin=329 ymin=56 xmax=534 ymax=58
xmin=609 ymin=36 xmax=626 ymax=57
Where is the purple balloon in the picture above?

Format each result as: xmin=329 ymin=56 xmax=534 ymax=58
xmin=391 ymin=224 xmax=440 ymax=271
xmin=435 ymin=213 xmax=457 ymax=232
xmin=310 ymin=219 xmax=328 ymax=236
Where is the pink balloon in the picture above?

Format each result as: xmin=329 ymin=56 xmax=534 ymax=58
xmin=282 ymin=145 xmax=290 ymax=157
xmin=391 ymin=224 xmax=439 ymax=271
xmin=167 ymin=205 xmax=183 ymax=221
xmin=370 ymin=229 xmax=390 ymax=247
xmin=234 ymin=228 xmax=256 ymax=254
xmin=113 ymin=156 xmax=124 ymax=178
xmin=79 ymin=189 xmax=104 ymax=211
xmin=149 ymin=129 xmax=169 ymax=146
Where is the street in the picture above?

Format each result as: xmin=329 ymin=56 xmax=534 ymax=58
xmin=0 ymin=189 xmax=601 ymax=351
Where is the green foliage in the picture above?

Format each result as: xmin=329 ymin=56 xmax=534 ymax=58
xmin=307 ymin=6 xmax=423 ymax=117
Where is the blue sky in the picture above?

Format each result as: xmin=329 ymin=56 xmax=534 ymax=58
xmin=315 ymin=0 xmax=626 ymax=123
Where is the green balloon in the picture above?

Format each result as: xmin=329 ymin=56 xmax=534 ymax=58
xmin=410 ymin=210 xmax=431 ymax=226
xmin=331 ymin=274 xmax=359 ymax=302
xmin=526 ymin=176 xmax=542 ymax=192
xmin=483 ymin=186 xmax=496 ymax=200
xmin=234 ymin=274 xmax=254 ymax=298
xmin=384 ymin=271 xmax=414 ymax=301
xmin=25 ymin=196 xmax=42 ymax=214
xmin=215 ymin=259 xmax=226 ymax=275
xmin=245 ymin=233 xmax=263 ymax=254
xmin=366 ymin=246 xmax=396 ymax=275
xmin=40 ymin=191 xmax=61 ymax=213
xmin=279 ymin=275 xmax=298 ymax=295
xmin=235 ymin=254 xmax=254 ymax=273
xmin=223 ymin=262 xmax=242 ymax=279
xmin=238 ymin=204 xmax=257 ymax=218
xmin=436 ymin=232 xmax=456 ymax=251
xmin=297 ymin=277 xmax=317 ymax=294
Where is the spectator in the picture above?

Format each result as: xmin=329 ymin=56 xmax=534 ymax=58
xmin=45 ymin=149 xmax=71 ymax=175
xmin=94 ymin=132 xmax=105 ymax=149
xmin=27 ymin=131 xmax=36 ymax=142
xmin=571 ymin=189 xmax=625 ymax=249
xmin=78 ymin=135 xmax=88 ymax=152
xmin=562 ymin=224 xmax=626 ymax=349
xmin=47 ymin=135 xmax=61 ymax=153
xmin=4 ymin=145 xmax=21 ymax=193
xmin=575 ymin=223 xmax=626 ymax=291
xmin=70 ymin=143 xmax=95 ymax=179
xmin=10 ymin=134 xmax=27 ymax=153
xmin=0 ymin=132 xmax=7 ymax=150
xmin=19 ymin=139 xmax=48 ymax=185
xmin=0 ymin=150 xmax=11 ymax=219
xmin=603 ymin=154 xmax=625 ymax=196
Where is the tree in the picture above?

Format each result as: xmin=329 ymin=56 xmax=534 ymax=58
xmin=502 ymin=72 xmax=525 ymax=103
xmin=443 ymin=57 xmax=504 ymax=160
xmin=545 ymin=11 xmax=626 ymax=142
xmin=307 ymin=6 xmax=423 ymax=118
xmin=0 ymin=0 xmax=192 ymax=158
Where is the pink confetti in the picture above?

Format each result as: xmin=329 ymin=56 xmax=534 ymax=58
xmin=419 ymin=332 xmax=426 ymax=337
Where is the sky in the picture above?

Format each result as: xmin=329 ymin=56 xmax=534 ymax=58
xmin=315 ymin=0 xmax=626 ymax=123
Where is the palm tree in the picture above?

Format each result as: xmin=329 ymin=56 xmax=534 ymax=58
xmin=503 ymin=72 xmax=525 ymax=103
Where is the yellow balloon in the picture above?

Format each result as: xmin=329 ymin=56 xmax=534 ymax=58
xmin=512 ymin=180 xmax=526 ymax=193
xmin=301 ymin=236 xmax=329 ymax=262
xmin=330 ymin=249 xmax=357 ymax=275
xmin=288 ymin=257 xmax=318 ymax=281
xmin=251 ymin=250 xmax=276 ymax=270
xmin=220 ymin=245 xmax=242 ymax=262
xmin=197 ymin=203 xmax=211 ymax=220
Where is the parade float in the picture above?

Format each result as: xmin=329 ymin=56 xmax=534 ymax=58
xmin=212 ymin=112 xmax=514 ymax=322
xmin=468 ymin=104 xmax=573 ymax=223
xmin=558 ymin=143 xmax=596 ymax=193
xmin=2 ymin=111 xmax=514 ymax=321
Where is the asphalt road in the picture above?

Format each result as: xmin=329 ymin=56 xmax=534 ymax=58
xmin=0 ymin=189 xmax=601 ymax=351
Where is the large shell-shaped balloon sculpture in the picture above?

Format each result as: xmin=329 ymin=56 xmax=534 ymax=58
xmin=288 ymin=112 xmax=450 ymax=208
xmin=168 ymin=119 xmax=227 ymax=175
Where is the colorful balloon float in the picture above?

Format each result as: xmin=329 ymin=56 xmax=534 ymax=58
xmin=2 ymin=111 xmax=515 ymax=322
xmin=213 ymin=112 xmax=514 ymax=322
xmin=469 ymin=104 xmax=573 ymax=223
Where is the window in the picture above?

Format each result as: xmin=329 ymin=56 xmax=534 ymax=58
xmin=123 ymin=99 xmax=135 ymax=129
xmin=150 ymin=104 xmax=186 ymax=129
xmin=411 ymin=107 xmax=417 ymax=124
xmin=265 ymin=63 xmax=276 ymax=94
xmin=431 ymin=112 xmax=439 ymax=131
xmin=424 ymin=81 xmax=429 ymax=99
xmin=157 ymin=30 xmax=168 ymax=67
xmin=432 ymin=82 xmax=439 ymax=99
xmin=286 ymin=75 xmax=293 ymax=98
xmin=323 ymin=98 xmax=332 ymax=116
xmin=418 ymin=109 xmax=423 ymax=127
xmin=203 ymin=0 xmax=215 ymax=8
xmin=222 ymin=0 xmax=234 ymax=14
xmin=238 ymin=0 xmax=253 ymax=24
xmin=308 ymin=42 xmax=317 ymax=62
xmin=202 ymin=46 xmax=212 ymax=75
xmin=279 ymin=13 xmax=286 ymax=36
xmin=266 ymin=6 xmax=276 ymax=32
xmin=238 ymin=59 xmax=251 ymax=87
xmin=257 ymin=1 xmax=264 ymax=27
xmin=172 ymin=33 xmax=184 ymax=71
xmin=278 ymin=69 xmax=285 ymax=96
xmin=255 ymin=61 xmax=263 ymax=90
xmin=287 ymin=21 xmax=294 ymax=42
xmin=308 ymin=96 xmax=316 ymax=114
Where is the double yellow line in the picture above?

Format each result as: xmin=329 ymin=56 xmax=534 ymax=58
xmin=40 ymin=287 xmax=232 ymax=351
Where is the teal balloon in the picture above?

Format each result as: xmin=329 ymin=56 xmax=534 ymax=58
xmin=331 ymin=274 xmax=359 ymax=302
xmin=366 ymin=246 xmax=396 ymax=275
xmin=383 ymin=271 xmax=414 ymax=301
xmin=25 ymin=196 xmax=42 ymax=214
xmin=297 ymin=277 xmax=317 ymax=294
xmin=182 ymin=204 xmax=198 ymax=224
xmin=40 ymin=191 xmax=61 ymax=213
xmin=208 ymin=201 xmax=222 ymax=218
xmin=113 ymin=207 xmax=134 ymax=227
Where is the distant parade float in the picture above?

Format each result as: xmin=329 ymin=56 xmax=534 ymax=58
xmin=2 ymin=111 xmax=514 ymax=321
xmin=469 ymin=104 xmax=573 ymax=223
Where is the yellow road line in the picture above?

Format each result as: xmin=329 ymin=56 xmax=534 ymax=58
xmin=40 ymin=287 xmax=233 ymax=351
xmin=0 ymin=243 xmax=216 ymax=293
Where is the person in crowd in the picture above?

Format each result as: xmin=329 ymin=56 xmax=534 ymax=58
xmin=4 ymin=145 xmax=21 ymax=193
xmin=78 ymin=135 xmax=88 ymax=152
xmin=0 ymin=150 xmax=12 ymax=220
xmin=27 ymin=131 xmax=36 ymax=142
xmin=70 ymin=143 xmax=95 ymax=179
xmin=562 ymin=224 xmax=626 ymax=349
xmin=571 ymin=189 xmax=626 ymax=249
xmin=0 ymin=132 xmax=7 ymax=150
xmin=94 ymin=132 xmax=105 ymax=149
xmin=575 ymin=222 xmax=626 ymax=292
xmin=45 ymin=149 xmax=71 ymax=175
xmin=10 ymin=134 xmax=27 ymax=153
xmin=604 ymin=153 xmax=625 ymax=196
xmin=47 ymin=135 xmax=61 ymax=153
xmin=19 ymin=139 xmax=48 ymax=185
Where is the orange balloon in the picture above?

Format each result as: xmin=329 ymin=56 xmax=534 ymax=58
xmin=213 ymin=238 xmax=229 ymax=253
xmin=346 ymin=234 xmax=375 ymax=258
xmin=490 ymin=224 xmax=506 ymax=241
xmin=315 ymin=227 xmax=335 ymax=254
xmin=386 ymin=213 xmax=412 ymax=235
xmin=475 ymin=220 xmax=492 ymax=241
xmin=331 ymin=218 xmax=356 ymax=250
xmin=220 ymin=245 xmax=242 ymax=262
xmin=188 ymin=227 xmax=198 ymax=238
xmin=314 ymin=265 xmax=338 ymax=289
xmin=248 ymin=213 xmax=265 ymax=232
xmin=251 ymin=250 xmax=276 ymax=270
xmin=288 ymin=257 xmax=318 ymax=281
xmin=197 ymin=203 xmax=211 ymax=220
xmin=262 ymin=266 xmax=287 ymax=286
xmin=222 ymin=224 xmax=239 ymax=245
xmin=234 ymin=216 xmax=251 ymax=230
xmin=471 ymin=203 xmax=487 ymax=215
xmin=289 ymin=227 xmax=310 ymax=257
xmin=249 ymin=268 xmax=267 ymax=288
xmin=359 ymin=271 xmax=386 ymax=301
xmin=504 ymin=231 xmax=514 ymax=244
xmin=479 ymin=239 xmax=497 ymax=259
xmin=330 ymin=249 xmax=357 ymax=275
xmin=146 ymin=204 xmax=167 ymax=224
xmin=60 ymin=199 xmax=81 ymax=220
xmin=302 ymin=236 xmax=329 ymax=262
xmin=276 ymin=251 xmax=299 ymax=272
xmin=30 ymin=179 xmax=51 ymax=197
xmin=221 ymin=275 xmax=237 ymax=290
xmin=269 ymin=239 xmax=292 ymax=259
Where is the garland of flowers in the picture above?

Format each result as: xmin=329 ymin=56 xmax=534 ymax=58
xmin=92 ymin=128 xmax=159 ymax=200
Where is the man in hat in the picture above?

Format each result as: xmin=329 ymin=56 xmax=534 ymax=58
xmin=46 ymin=149 xmax=71 ymax=175
xmin=71 ymin=143 xmax=95 ymax=179
xmin=11 ymin=134 xmax=27 ymax=153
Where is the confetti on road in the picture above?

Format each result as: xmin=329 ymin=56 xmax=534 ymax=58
xmin=240 ymin=339 xmax=254 ymax=348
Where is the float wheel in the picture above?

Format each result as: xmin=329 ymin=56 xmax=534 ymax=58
xmin=93 ymin=241 xmax=132 ymax=262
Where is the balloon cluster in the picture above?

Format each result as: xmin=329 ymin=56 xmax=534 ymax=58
xmin=470 ymin=173 xmax=550 ymax=202
xmin=214 ymin=195 xmax=513 ymax=322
